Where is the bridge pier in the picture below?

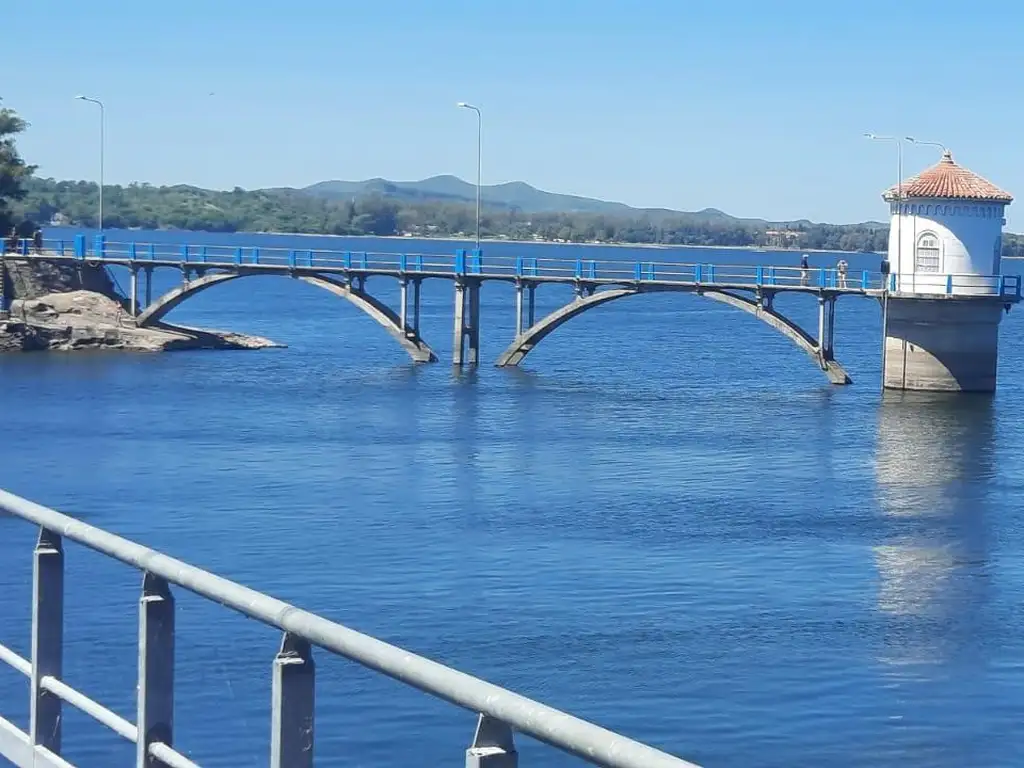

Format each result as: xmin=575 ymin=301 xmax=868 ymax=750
xmin=816 ymin=296 xmax=837 ymax=364
xmin=399 ymin=278 xmax=408 ymax=332
xmin=144 ymin=268 xmax=153 ymax=310
xmin=882 ymin=297 xmax=1006 ymax=392
xmin=129 ymin=266 xmax=139 ymax=317
xmin=513 ymin=280 xmax=539 ymax=338
xmin=0 ymin=253 xmax=8 ymax=319
xmin=452 ymin=279 xmax=481 ymax=366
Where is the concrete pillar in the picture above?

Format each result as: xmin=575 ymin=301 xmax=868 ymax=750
xmin=452 ymin=281 xmax=466 ymax=365
xmin=467 ymin=280 xmax=481 ymax=366
xmin=412 ymin=279 xmax=421 ymax=334
xmin=515 ymin=281 xmax=524 ymax=337
xmin=271 ymin=633 xmax=315 ymax=768
xmin=0 ymin=254 xmax=8 ymax=317
xmin=145 ymin=268 xmax=153 ymax=310
xmin=129 ymin=267 xmax=139 ymax=317
xmin=883 ymin=298 xmax=1005 ymax=392
xmin=827 ymin=297 xmax=836 ymax=357
xmin=31 ymin=528 xmax=63 ymax=754
xmin=527 ymin=285 xmax=536 ymax=327
xmin=399 ymin=278 xmax=408 ymax=334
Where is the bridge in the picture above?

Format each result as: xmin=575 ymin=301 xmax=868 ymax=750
xmin=3 ymin=235 xmax=1022 ymax=385
xmin=0 ymin=489 xmax=703 ymax=768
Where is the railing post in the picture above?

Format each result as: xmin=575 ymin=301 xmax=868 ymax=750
xmin=1017 ymin=276 xmax=1022 ymax=300
xmin=57 ymin=240 xmax=65 ymax=256
xmin=694 ymin=264 xmax=702 ymax=283
xmin=180 ymin=244 xmax=189 ymax=263
xmin=31 ymin=527 xmax=63 ymax=754
xmin=148 ymin=244 xmax=156 ymax=261
xmin=288 ymin=250 xmax=297 ymax=269
xmin=271 ymin=632 xmax=315 ymax=768
xmin=199 ymin=246 xmax=208 ymax=263
xmin=466 ymin=714 xmax=518 ymax=768
xmin=234 ymin=247 xmax=242 ymax=265
xmin=74 ymin=234 xmax=86 ymax=259
xmin=129 ymin=242 xmax=137 ymax=261
xmin=94 ymin=234 xmax=106 ymax=259
xmin=137 ymin=573 xmax=175 ymax=768
xmin=588 ymin=260 xmax=596 ymax=279
xmin=575 ymin=258 xmax=582 ymax=278
xmin=455 ymin=249 xmax=467 ymax=276
xmin=253 ymin=247 xmax=260 ymax=265
xmin=634 ymin=261 xmax=642 ymax=281
xmin=344 ymin=251 xmax=351 ymax=269
xmin=515 ymin=256 xmax=523 ymax=277
xmin=471 ymin=248 xmax=482 ymax=274
xmin=399 ymin=253 xmax=408 ymax=273
xmin=708 ymin=264 xmax=715 ymax=283
xmin=416 ymin=254 xmax=424 ymax=272
xmin=861 ymin=270 xmax=869 ymax=290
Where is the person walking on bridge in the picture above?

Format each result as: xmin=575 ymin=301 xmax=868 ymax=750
xmin=836 ymin=258 xmax=848 ymax=288
xmin=800 ymin=253 xmax=810 ymax=286
xmin=32 ymin=228 xmax=42 ymax=255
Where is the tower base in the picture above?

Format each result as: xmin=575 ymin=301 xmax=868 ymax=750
xmin=883 ymin=297 xmax=1005 ymax=393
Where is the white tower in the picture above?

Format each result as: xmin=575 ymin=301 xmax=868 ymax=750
xmin=881 ymin=151 xmax=1015 ymax=391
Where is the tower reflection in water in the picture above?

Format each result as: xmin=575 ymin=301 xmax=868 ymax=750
xmin=873 ymin=392 xmax=994 ymax=672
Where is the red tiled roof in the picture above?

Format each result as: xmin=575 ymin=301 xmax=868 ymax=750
xmin=883 ymin=150 xmax=1012 ymax=203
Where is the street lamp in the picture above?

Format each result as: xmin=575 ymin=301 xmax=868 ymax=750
xmin=75 ymin=95 xmax=105 ymax=231
xmin=457 ymin=102 xmax=482 ymax=248
xmin=865 ymin=133 xmax=906 ymax=391
xmin=905 ymin=136 xmax=948 ymax=155
xmin=864 ymin=133 xmax=904 ymax=270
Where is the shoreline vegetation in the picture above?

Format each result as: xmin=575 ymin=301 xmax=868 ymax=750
xmin=24 ymin=175 xmax=1024 ymax=258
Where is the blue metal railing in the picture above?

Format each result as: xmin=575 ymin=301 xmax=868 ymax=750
xmin=5 ymin=236 xmax=1023 ymax=299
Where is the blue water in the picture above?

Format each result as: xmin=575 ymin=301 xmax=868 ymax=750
xmin=2 ymin=230 xmax=1024 ymax=767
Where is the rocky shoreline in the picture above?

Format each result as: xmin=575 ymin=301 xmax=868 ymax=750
xmin=0 ymin=258 xmax=283 ymax=353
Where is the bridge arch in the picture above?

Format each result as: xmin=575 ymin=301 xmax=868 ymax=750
xmin=495 ymin=287 xmax=851 ymax=384
xmin=135 ymin=271 xmax=437 ymax=363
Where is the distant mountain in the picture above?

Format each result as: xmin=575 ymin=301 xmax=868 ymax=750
xmin=294 ymin=174 xmax=889 ymax=230
xmin=299 ymin=175 xmax=765 ymax=224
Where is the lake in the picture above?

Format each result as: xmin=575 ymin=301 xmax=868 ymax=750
xmin=1 ymin=229 xmax=1023 ymax=767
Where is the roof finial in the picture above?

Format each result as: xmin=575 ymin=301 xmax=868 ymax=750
xmin=941 ymin=149 xmax=954 ymax=164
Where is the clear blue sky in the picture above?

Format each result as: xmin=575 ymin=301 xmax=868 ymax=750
xmin=5 ymin=0 xmax=1024 ymax=227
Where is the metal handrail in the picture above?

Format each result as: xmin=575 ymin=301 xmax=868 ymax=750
xmin=0 ymin=488 xmax=702 ymax=768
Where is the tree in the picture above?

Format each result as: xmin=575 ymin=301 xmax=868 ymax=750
xmin=0 ymin=99 xmax=36 ymax=233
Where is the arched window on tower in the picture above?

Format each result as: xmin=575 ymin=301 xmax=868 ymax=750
xmin=915 ymin=232 xmax=941 ymax=272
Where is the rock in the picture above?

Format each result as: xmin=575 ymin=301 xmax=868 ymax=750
xmin=1 ymin=290 xmax=284 ymax=353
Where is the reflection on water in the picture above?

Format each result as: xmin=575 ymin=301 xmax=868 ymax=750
xmin=874 ymin=393 xmax=994 ymax=669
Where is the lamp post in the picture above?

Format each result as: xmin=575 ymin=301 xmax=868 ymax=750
xmin=864 ymin=133 xmax=904 ymax=275
xmin=865 ymin=133 xmax=905 ymax=393
xmin=457 ymin=102 xmax=482 ymax=248
xmin=75 ymin=95 xmax=105 ymax=231
xmin=905 ymin=136 xmax=947 ymax=156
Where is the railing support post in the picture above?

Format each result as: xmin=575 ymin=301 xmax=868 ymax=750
xmin=137 ymin=573 xmax=175 ymax=768
xmin=271 ymin=633 xmax=315 ymax=768
xmin=466 ymin=714 xmax=518 ymax=768
xmin=31 ymin=527 xmax=63 ymax=754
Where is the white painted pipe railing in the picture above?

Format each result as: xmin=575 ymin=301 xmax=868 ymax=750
xmin=0 ymin=489 xmax=703 ymax=768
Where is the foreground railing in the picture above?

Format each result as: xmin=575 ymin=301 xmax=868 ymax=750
xmin=0 ymin=489 xmax=702 ymax=768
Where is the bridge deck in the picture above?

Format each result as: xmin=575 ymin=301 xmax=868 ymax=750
xmin=6 ymin=236 xmax=1021 ymax=299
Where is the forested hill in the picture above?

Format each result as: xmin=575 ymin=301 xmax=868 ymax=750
xmin=13 ymin=175 xmax=1024 ymax=256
